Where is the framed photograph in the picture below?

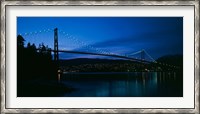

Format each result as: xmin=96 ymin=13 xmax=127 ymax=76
xmin=1 ymin=0 xmax=199 ymax=113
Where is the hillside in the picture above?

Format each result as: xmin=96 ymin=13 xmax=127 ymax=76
xmin=156 ymin=54 xmax=183 ymax=67
xmin=59 ymin=58 xmax=137 ymax=66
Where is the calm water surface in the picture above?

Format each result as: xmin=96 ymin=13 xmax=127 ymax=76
xmin=60 ymin=72 xmax=182 ymax=97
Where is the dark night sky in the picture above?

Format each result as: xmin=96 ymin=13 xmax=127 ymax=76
xmin=17 ymin=17 xmax=183 ymax=60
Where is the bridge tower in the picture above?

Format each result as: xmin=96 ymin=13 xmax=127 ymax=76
xmin=54 ymin=28 xmax=59 ymax=61
xmin=141 ymin=50 xmax=145 ymax=60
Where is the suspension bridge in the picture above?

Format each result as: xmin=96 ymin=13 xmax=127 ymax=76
xmin=18 ymin=28 xmax=178 ymax=68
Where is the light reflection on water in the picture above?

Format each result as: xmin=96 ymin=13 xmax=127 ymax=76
xmin=61 ymin=72 xmax=182 ymax=97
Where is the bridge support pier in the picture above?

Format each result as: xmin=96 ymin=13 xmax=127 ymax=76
xmin=54 ymin=28 xmax=59 ymax=61
xmin=54 ymin=28 xmax=61 ymax=82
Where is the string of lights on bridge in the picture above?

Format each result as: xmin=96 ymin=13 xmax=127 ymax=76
xmin=19 ymin=28 xmax=54 ymax=36
xmin=19 ymin=28 xmax=121 ymax=56
xmin=18 ymin=28 xmax=180 ymax=69
xmin=59 ymin=29 xmax=117 ymax=56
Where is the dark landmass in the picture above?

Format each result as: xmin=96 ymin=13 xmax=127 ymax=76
xmin=17 ymin=80 xmax=75 ymax=97
xmin=17 ymin=35 xmax=72 ymax=97
xmin=156 ymin=54 xmax=183 ymax=66
xmin=59 ymin=58 xmax=139 ymax=66
xmin=59 ymin=55 xmax=183 ymax=72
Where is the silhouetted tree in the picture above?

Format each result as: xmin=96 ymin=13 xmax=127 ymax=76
xmin=30 ymin=43 xmax=37 ymax=53
xmin=32 ymin=43 xmax=36 ymax=49
xmin=38 ymin=43 xmax=46 ymax=54
xmin=17 ymin=35 xmax=63 ymax=97
xmin=27 ymin=42 xmax=31 ymax=48
xmin=17 ymin=35 xmax=25 ymax=48
xmin=17 ymin=35 xmax=57 ymax=81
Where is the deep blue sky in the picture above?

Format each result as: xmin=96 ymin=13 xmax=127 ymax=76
xmin=17 ymin=17 xmax=183 ymax=60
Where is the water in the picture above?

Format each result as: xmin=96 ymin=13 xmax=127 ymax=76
xmin=60 ymin=72 xmax=182 ymax=97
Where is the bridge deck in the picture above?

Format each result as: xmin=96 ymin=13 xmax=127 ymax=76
xmin=47 ymin=49 xmax=152 ymax=63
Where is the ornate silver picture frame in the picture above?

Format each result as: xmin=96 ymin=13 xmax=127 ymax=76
xmin=1 ymin=0 xmax=199 ymax=113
